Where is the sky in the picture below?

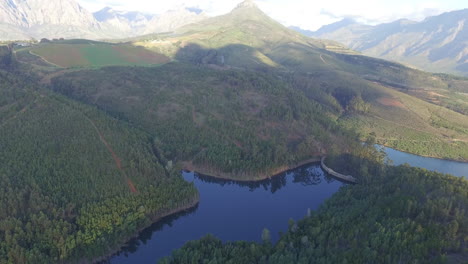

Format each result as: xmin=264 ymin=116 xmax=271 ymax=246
xmin=76 ymin=0 xmax=468 ymax=30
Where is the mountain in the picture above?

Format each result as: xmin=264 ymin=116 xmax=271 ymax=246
xmin=51 ymin=0 xmax=468 ymax=166
xmin=0 ymin=0 xmax=207 ymax=40
xmin=289 ymin=18 xmax=365 ymax=43
xmin=94 ymin=7 xmax=153 ymax=23
xmin=0 ymin=0 xmax=98 ymax=28
xmin=143 ymin=8 xmax=207 ymax=35
xmin=0 ymin=0 xmax=108 ymax=40
xmin=137 ymin=0 xmax=355 ymax=68
xmin=309 ymin=9 xmax=468 ymax=76
xmin=93 ymin=7 xmax=153 ymax=34
xmin=0 ymin=23 xmax=29 ymax=40
xmin=46 ymin=1 xmax=366 ymax=180
xmin=93 ymin=7 xmax=206 ymax=37
xmin=313 ymin=18 xmax=359 ymax=36
xmin=1 ymin=0 xmax=468 ymax=262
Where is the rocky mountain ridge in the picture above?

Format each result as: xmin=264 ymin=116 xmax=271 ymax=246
xmin=0 ymin=0 xmax=206 ymax=40
xmin=307 ymin=9 xmax=468 ymax=75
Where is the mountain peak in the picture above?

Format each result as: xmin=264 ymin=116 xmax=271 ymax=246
xmin=229 ymin=0 xmax=267 ymax=19
xmin=94 ymin=6 xmax=118 ymax=21
xmin=234 ymin=0 xmax=259 ymax=10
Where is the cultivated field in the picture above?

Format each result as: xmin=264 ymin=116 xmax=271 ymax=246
xmin=30 ymin=42 xmax=170 ymax=68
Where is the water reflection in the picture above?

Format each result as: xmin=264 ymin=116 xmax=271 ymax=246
xmin=100 ymin=205 xmax=199 ymax=263
xmin=110 ymin=163 xmax=343 ymax=264
xmin=192 ymin=162 xmax=332 ymax=193
xmin=115 ymin=204 xmax=199 ymax=257
xmin=291 ymin=165 xmax=327 ymax=186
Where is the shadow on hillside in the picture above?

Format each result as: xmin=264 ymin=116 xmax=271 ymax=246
xmin=174 ymin=43 xmax=280 ymax=71
xmin=173 ymin=42 xmax=439 ymax=93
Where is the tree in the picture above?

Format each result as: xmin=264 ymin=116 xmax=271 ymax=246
xmin=261 ymin=228 xmax=271 ymax=244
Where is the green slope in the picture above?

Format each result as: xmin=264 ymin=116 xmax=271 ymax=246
xmin=0 ymin=69 xmax=197 ymax=263
xmin=51 ymin=63 xmax=353 ymax=180
xmin=128 ymin=1 xmax=468 ymax=161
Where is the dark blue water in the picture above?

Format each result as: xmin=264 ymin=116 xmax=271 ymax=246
xmin=381 ymin=146 xmax=468 ymax=177
xmin=110 ymin=163 xmax=343 ymax=263
xmin=109 ymin=148 xmax=467 ymax=263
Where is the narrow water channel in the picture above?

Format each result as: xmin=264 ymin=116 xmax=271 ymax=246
xmin=380 ymin=145 xmax=467 ymax=177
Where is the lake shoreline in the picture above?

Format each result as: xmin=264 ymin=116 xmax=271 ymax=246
xmin=91 ymin=196 xmax=200 ymax=264
xmin=97 ymin=157 xmax=322 ymax=263
xmin=107 ymin=148 xmax=466 ymax=263
xmin=111 ymin=161 xmax=345 ymax=263
xmin=182 ymin=157 xmax=322 ymax=182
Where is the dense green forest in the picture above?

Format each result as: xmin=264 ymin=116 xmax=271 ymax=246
xmin=0 ymin=69 xmax=198 ymax=263
xmin=161 ymin=162 xmax=468 ymax=264
xmin=50 ymin=60 xmax=468 ymax=170
xmin=51 ymin=63 xmax=362 ymax=180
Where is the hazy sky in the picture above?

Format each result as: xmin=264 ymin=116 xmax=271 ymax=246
xmin=77 ymin=0 xmax=467 ymax=30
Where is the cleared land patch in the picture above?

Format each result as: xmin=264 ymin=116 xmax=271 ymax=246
xmin=376 ymin=97 xmax=406 ymax=108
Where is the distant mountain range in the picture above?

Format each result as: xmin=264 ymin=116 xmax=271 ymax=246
xmin=3 ymin=0 xmax=468 ymax=77
xmin=93 ymin=6 xmax=206 ymax=36
xmin=0 ymin=0 xmax=206 ymax=40
xmin=305 ymin=9 xmax=468 ymax=76
xmin=0 ymin=0 xmax=103 ymax=39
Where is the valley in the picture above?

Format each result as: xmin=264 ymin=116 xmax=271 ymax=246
xmin=0 ymin=0 xmax=467 ymax=263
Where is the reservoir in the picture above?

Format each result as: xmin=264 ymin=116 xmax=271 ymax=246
xmin=110 ymin=146 xmax=467 ymax=263
xmin=110 ymin=163 xmax=343 ymax=263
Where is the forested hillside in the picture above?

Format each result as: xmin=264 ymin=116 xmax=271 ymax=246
xmin=51 ymin=63 xmax=353 ymax=180
xmin=161 ymin=163 xmax=468 ymax=263
xmin=1 ymin=1 xmax=467 ymax=263
xmin=0 ymin=69 xmax=197 ymax=263
xmin=13 ymin=0 xmax=468 ymax=163
xmin=50 ymin=59 xmax=468 ymax=175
